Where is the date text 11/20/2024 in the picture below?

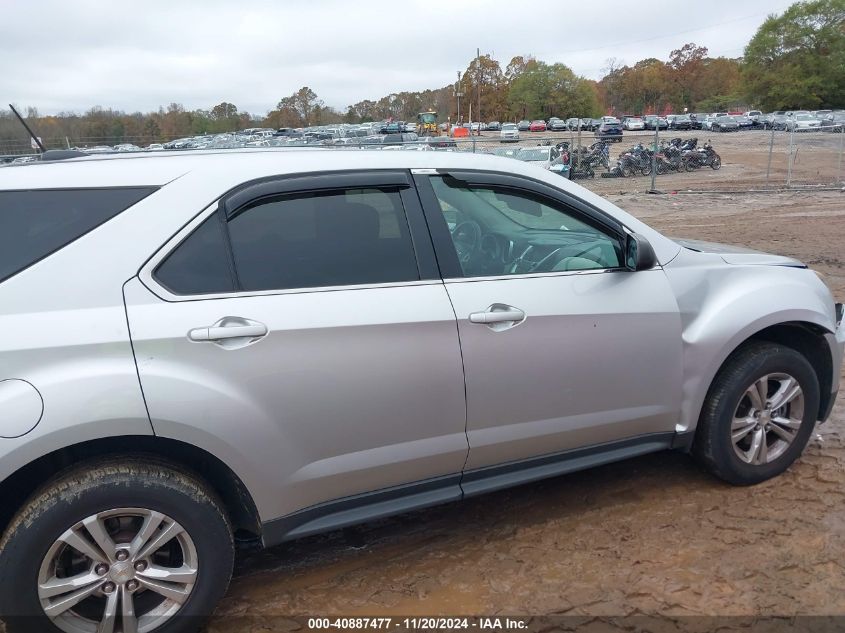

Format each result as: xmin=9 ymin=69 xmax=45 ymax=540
xmin=307 ymin=618 xmax=529 ymax=630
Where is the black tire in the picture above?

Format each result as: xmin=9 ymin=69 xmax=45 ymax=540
xmin=0 ymin=458 xmax=234 ymax=633
xmin=710 ymin=154 xmax=722 ymax=170
xmin=693 ymin=341 xmax=820 ymax=485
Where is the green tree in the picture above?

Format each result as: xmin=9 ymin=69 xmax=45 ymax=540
xmin=743 ymin=0 xmax=845 ymax=109
xmin=210 ymin=102 xmax=238 ymax=120
xmin=507 ymin=62 xmax=599 ymax=120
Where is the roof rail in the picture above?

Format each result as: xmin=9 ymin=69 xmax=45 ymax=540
xmin=41 ymin=149 xmax=88 ymax=162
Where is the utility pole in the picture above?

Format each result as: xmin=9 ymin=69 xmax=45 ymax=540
xmin=456 ymin=71 xmax=462 ymax=125
xmin=476 ymin=48 xmax=481 ymax=136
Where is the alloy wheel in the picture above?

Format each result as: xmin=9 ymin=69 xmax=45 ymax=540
xmin=731 ymin=373 xmax=805 ymax=465
xmin=38 ymin=507 xmax=198 ymax=633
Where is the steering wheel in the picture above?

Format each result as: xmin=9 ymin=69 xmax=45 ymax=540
xmin=451 ymin=221 xmax=482 ymax=265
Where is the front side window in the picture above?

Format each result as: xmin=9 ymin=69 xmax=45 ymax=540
xmin=429 ymin=176 xmax=623 ymax=278
xmin=227 ymin=187 xmax=419 ymax=291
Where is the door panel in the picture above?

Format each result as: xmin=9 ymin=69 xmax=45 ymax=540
xmin=445 ymin=271 xmax=683 ymax=470
xmin=416 ymin=172 xmax=683 ymax=471
xmin=124 ymin=278 xmax=467 ymax=521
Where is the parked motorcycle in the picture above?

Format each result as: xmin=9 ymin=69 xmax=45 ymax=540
xmin=683 ymin=141 xmax=721 ymax=171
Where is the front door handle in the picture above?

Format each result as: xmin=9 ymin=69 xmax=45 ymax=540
xmin=468 ymin=304 xmax=526 ymax=330
xmin=188 ymin=316 xmax=267 ymax=347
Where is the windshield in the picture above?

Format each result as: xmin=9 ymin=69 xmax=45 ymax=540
xmin=502 ymin=124 xmax=517 ymax=130
xmin=419 ymin=113 xmax=436 ymax=124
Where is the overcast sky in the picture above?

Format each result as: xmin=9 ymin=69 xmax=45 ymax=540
xmin=2 ymin=0 xmax=795 ymax=116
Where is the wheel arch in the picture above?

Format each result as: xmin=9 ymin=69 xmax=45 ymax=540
xmin=0 ymin=435 xmax=263 ymax=547
xmin=686 ymin=320 xmax=835 ymax=443
xmin=740 ymin=321 xmax=834 ymax=420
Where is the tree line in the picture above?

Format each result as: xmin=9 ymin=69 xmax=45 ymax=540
xmin=1 ymin=0 xmax=841 ymax=151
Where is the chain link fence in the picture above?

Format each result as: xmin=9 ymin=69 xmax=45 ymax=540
xmin=3 ymin=126 xmax=844 ymax=191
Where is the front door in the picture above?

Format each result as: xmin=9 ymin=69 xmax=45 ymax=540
xmin=415 ymin=171 xmax=683 ymax=478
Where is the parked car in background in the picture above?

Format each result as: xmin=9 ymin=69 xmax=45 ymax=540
xmin=744 ymin=110 xmax=763 ymax=123
xmin=595 ymin=121 xmax=623 ymax=141
xmin=487 ymin=121 xmax=501 ymax=131
xmin=146 ymin=143 xmax=164 ymax=151
xmin=565 ymin=117 xmax=582 ymax=130
xmin=404 ymin=122 xmax=417 ymax=133
xmin=623 ymin=117 xmax=645 ymax=131
xmin=700 ymin=116 xmax=718 ymax=131
xmin=514 ymin=145 xmax=563 ymax=169
xmin=529 ymin=120 xmax=548 ymax=132
xmin=500 ymin=123 xmax=521 ymax=143
xmin=668 ymin=114 xmax=692 ymax=130
xmin=690 ymin=113 xmax=708 ymax=129
xmin=643 ymin=115 xmax=668 ymax=130
xmin=786 ymin=114 xmax=822 ymax=132
xmin=548 ymin=118 xmax=567 ymax=131
xmin=580 ymin=118 xmax=596 ymax=131
xmin=821 ymin=112 xmax=845 ymax=132
xmin=517 ymin=120 xmax=531 ymax=131
xmin=765 ymin=113 xmax=789 ymax=130
xmin=383 ymin=132 xmax=419 ymax=145
xmin=711 ymin=116 xmax=740 ymax=132
xmin=0 ymin=149 xmax=842 ymax=633
xmin=734 ymin=115 xmax=754 ymax=129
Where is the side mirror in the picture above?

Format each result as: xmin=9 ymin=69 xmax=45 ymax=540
xmin=625 ymin=233 xmax=658 ymax=271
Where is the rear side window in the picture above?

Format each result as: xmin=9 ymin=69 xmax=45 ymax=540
xmin=155 ymin=214 xmax=236 ymax=295
xmin=227 ymin=188 xmax=419 ymax=291
xmin=153 ymin=187 xmax=421 ymax=295
xmin=0 ymin=187 xmax=156 ymax=283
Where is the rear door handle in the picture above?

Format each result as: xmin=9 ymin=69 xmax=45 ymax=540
xmin=188 ymin=317 xmax=267 ymax=345
xmin=468 ymin=304 xmax=526 ymax=330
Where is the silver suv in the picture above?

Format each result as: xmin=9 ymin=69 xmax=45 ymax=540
xmin=1 ymin=149 xmax=843 ymax=633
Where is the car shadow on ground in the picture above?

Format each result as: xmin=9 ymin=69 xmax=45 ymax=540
xmin=231 ymin=448 xmax=716 ymax=580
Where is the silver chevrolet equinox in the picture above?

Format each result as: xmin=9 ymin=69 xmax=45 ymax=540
xmin=0 ymin=149 xmax=843 ymax=633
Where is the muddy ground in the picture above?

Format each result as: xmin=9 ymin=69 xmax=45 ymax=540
xmin=210 ymin=148 xmax=845 ymax=629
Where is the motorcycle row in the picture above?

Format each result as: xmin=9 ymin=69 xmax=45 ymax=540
xmin=551 ymin=138 xmax=721 ymax=180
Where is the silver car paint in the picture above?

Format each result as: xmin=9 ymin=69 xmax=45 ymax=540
xmin=443 ymin=269 xmax=683 ymax=470
xmin=124 ymin=273 xmax=468 ymax=521
xmin=663 ymin=245 xmax=842 ymax=433
xmin=0 ymin=149 xmax=842 ymax=527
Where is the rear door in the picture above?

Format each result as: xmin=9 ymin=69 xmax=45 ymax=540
xmin=124 ymin=171 xmax=468 ymax=522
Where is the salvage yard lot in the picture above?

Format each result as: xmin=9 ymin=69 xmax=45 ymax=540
xmin=492 ymin=128 xmax=845 ymax=190
xmin=209 ymin=182 xmax=845 ymax=629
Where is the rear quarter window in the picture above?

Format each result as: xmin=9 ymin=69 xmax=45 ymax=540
xmin=0 ymin=187 xmax=157 ymax=283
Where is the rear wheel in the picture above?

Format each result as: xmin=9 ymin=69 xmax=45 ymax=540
xmin=0 ymin=459 xmax=234 ymax=633
xmin=694 ymin=342 xmax=819 ymax=485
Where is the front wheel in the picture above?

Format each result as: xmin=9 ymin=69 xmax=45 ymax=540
xmin=710 ymin=154 xmax=722 ymax=169
xmin=693 ymin=342 xmax=820 ymax=485
xmin=0 ymin=459 xmax=234 ymax=633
